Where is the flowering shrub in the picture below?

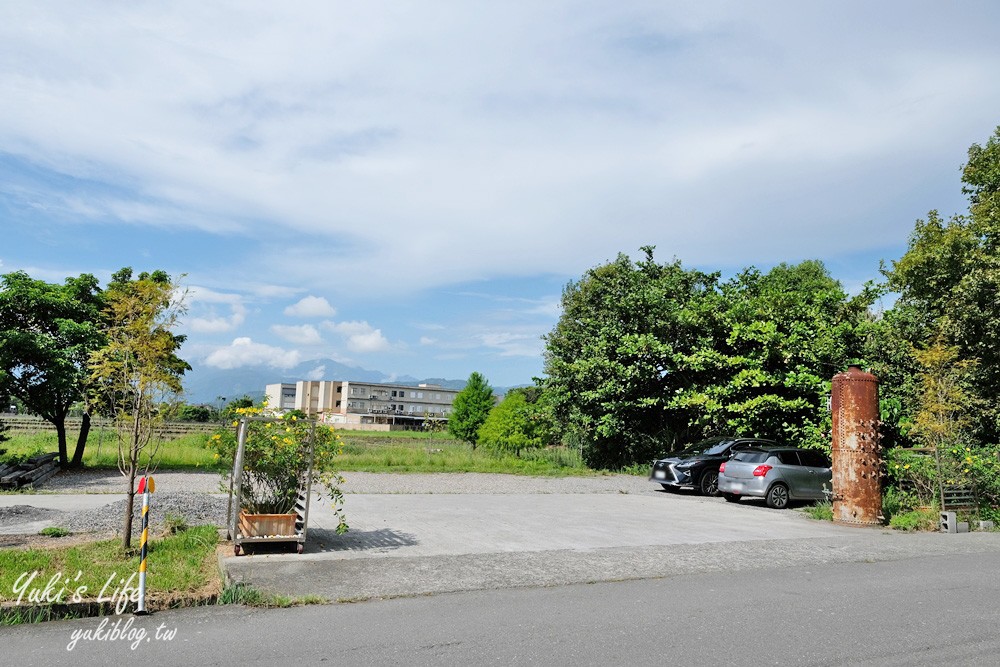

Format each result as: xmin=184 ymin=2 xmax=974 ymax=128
xmin=885 ymin=444 xmax=1000 ymax=516
xmin=211 ymin=406 xmax=348 ymax=534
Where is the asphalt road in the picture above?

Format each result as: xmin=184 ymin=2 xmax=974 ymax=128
xmin=4 ymin=549 xmax=999 ymax=666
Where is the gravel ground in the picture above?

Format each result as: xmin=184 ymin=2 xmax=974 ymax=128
xmin=38 ymin=468 xmax=653 ymax=495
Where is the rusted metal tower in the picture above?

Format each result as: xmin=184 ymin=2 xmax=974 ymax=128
xmin=831 ymin=365 xmax=883 ymax=525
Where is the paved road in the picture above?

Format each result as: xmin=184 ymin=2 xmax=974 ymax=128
xmin=4 ymin=549 xmax=999 ymax=666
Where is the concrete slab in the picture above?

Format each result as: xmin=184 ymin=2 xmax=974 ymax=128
xmin=220 ymin=491 xmax=874 ymax=600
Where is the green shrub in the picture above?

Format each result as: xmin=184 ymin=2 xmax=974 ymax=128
xmin=38 ymin=526 xmax=71 ymax=537
xmin=802 ymin=501 xmax=833 ymax=521
xmin=888 ymin=508 xmax=938 ymax=531
xmin=882 ymin=486 xmax=922 ymax=523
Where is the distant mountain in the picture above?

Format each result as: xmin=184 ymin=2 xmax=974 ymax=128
xmin=180 ymin=358 xmax=519 ymax=405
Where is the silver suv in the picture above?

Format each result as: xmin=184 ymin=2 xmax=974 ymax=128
xmin=717 ymin=445 xmax=831 ymax=509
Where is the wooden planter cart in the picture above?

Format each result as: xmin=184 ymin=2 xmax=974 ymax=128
xmin=226 ymin=416 xmax=316 ymax=556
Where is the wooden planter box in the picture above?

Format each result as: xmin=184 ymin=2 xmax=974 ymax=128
xmin=238 ymin=510 xmax=297 ymax=538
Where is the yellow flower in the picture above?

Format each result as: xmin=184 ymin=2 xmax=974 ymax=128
xmin=212 ymin=434 xmax=221 ymax=440
xmin=964 ymin=468 xmax=970 ymax=473
xmin=903 ymin=464 xmax=910 ymax=470
xmin=894 ymin=464 xmax=900 ymax=469
xmin=966 ymin=447 xmax=971 ymax=452
xmin=231 ymin=421 xmax=238 ymax=427
xmin=265 ymin=423 xmax=272 ymax=429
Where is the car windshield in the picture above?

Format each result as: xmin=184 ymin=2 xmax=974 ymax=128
xmin=676 ymin=437 xmax=734 ymax=457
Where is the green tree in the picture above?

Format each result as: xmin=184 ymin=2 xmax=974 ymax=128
xmin=675 ymin=260 xmax=872 ymax=450
xmin=875 ymin=127 xmax=1000 ymax=445
xmin=177 ymin=404 xmax=212 ymax=422
xmin=448 ymin=372 xmax=495 ymax=447
xmin=909 ymin=340 xmax=978 ymax=507
xmin=0 ymin=271 xmax=104 ymax=467
xmin=477 ymin=389 xmax=545 ymax=456
xmin=88 ymin=269 xmax=189 ymax=548
xmin=543 ymin=247 xmax=725 ymax=469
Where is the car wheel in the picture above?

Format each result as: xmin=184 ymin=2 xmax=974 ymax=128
xmin=723 ymin=493 xmax=740 ymax=503
xmin=699 ymin=470 xmax=719 ymax=497
xmin=766 ymin=483 xmax=790 ymax=509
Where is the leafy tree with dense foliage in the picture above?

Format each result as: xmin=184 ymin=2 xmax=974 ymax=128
xmin=176 ymin=403 xmax=213 ymax=422
xmin=88 ymin=268 xmax=189 ymax=548
xmin=544 ymin=247 xmax=724 ymax=469
xmin=448 ymin=372 xmax=495 ymax=447
xmin=872 ymin=126 xmax=1000 ymax=446
xmin=674 ymin=260 xmax=872 ymax=449
xmin=544 ymin=247 xmax=870 ymax=469
xmin=0 ymin=271 xmax=104 ymax=467
xmin=476 ymin=388 xmax=546 ymax=456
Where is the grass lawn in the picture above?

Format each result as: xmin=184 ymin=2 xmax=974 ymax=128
xmin=3 ymin=427 xmax=596 ymax=476
xmin=0 ymin=525 xmax=220 ymax=621
xmin=2 ymin=430 xmax=222 ymax=470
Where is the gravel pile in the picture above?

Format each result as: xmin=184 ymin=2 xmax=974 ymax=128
xmin=64 ymin=492 xmax=230 ymax=536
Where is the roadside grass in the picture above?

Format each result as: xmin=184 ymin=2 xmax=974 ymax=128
xmin=1 ymin=431 xmax=221 ymax=470
xmin=0 ymin=525 xmax=219 ymax=623
xmin=801 ymin=500 xmax=833 ymax=521
xmin=335 ymin=436 xmax=592 ymax=476
xmin=4 ymin=427 xmax=596 ymax=476
xmin=217 ymin=582 xmax=327 ymax=608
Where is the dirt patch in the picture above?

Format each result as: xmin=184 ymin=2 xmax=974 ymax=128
xmin=0 ymin=531 xmax=111 ymax=550
xmin=0 ymin=505 xmax=66 ymax=527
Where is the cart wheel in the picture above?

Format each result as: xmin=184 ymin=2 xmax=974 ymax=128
xmin=296 ymin=543 xmax=304 ymax=554
xmin=234 ymin=544 xmax=241 ymax=556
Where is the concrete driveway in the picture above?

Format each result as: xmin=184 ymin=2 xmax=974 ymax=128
xmin=221 ymin=483 xmax=964 ymax=602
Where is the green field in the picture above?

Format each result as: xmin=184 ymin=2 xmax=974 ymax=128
xmin=2 ymin=426 xmax=593 ymax=476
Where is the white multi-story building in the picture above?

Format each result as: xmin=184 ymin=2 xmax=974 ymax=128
xmin=264 ymin=380 xmax=459 ymax=430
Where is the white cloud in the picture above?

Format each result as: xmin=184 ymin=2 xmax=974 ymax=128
xmin=477 ymin=331 xmax=545 ymax=358
xmin=204 ymin=337 xmax=301 ymax=369
xmin=419 ymin=336 xmax=437 ymax=346
xmin=185 ymin=286 xmax=247 ymax=334
xmin=2 ymin=3 xmax=996 ymax=298
xmin=284 ymin=296 xmax=336 ymax=318
xmin=271 ymin=323 xmax=322 ymax=345
xmin=323 ymin=320 xmax=391 ymax=353
xmin=305 ymin=364 xmax=326 ymax=381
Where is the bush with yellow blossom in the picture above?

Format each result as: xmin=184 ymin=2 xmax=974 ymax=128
xmin=211 ymin=405 xmax=348 ymax=534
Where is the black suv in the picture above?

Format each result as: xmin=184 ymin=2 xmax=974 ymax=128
xmin=649 ymin=436 xmax=776 ymax=496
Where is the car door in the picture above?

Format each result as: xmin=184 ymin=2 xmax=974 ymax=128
xmin=774 ymin=450 xmax=814 ymax=498
xmin=797 ymin=449 xmax=833 ymax=499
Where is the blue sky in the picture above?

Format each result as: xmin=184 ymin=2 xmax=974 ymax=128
xmin=2 ymin=2 xmax=999 ymax=388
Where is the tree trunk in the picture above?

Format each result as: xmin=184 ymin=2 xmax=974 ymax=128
xmin=55 ymin=419 xmax=69 ymax=468
xmin=122 ymin=470 xmax=137 ymax=550
xmin=70 ymin=412 xmax=91 ymax=468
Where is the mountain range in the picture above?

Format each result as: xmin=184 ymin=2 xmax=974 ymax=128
xmin=181 ymin=358 xmax=512 ymax=406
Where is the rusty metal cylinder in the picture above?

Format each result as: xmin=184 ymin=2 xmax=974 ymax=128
xmin=831 ymin=365 xmax=882 ymax=526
